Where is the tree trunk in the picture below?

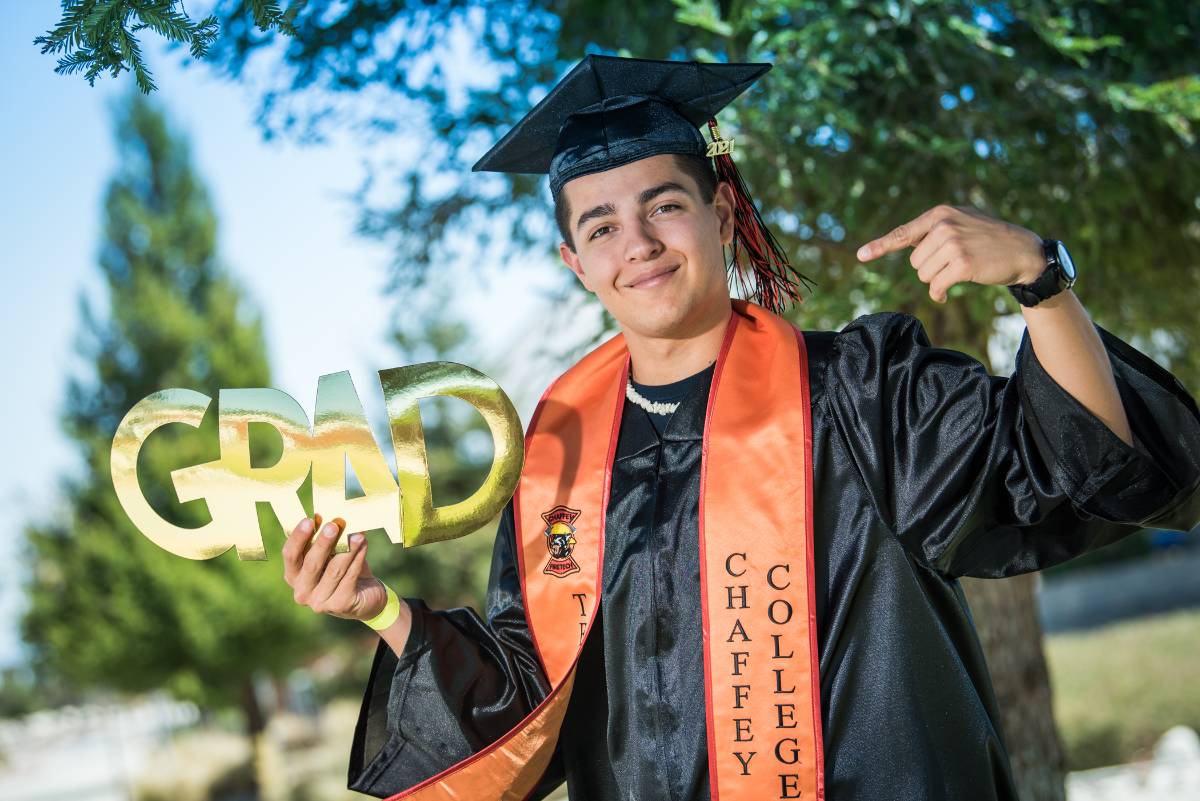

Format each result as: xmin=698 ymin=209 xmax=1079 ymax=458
xmin=962 ymin=574 xmax=1066 ymax=801
xmin=271 ymin=675 xmax=292 ymax=714
xmin=241 ymin=677 xmax=274 ymax=801
xmin=925 ymin=304 xmax=1067 ymax=801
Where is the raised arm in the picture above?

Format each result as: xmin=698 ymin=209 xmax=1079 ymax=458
xmin=858 ymin=203 xmax=1132 ymax=445
xmin=844 ymin=207 xmax=1200 ymax=578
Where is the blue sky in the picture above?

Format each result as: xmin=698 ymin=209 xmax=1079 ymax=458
xmin=0 ymin=4 xmax=580 ymax=669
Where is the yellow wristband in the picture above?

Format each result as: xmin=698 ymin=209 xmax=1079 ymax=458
xmin=363 ymin=584 xmax=401 ymax=631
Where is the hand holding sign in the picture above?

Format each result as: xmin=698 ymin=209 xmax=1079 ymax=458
xmin=282 ymin=517 xmax=389 ymax=621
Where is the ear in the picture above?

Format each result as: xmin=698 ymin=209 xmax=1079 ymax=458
xmin=559 ymin=242 xmax=593 ymax=292
xmin=714 ymin=181 xmax=736 ymax=247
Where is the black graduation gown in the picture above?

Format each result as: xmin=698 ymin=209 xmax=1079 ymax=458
xmin=347 ymin=311 xmax=1200 ymax=801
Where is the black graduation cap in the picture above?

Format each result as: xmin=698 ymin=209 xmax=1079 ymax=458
xmin=473 ymin=55 xmax=770 ymax=195
xmin=473 ymin=54 xmax=814 ymax=313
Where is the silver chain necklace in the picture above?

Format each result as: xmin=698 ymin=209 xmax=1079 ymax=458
xmin=625 ymin=381 xmax=680 ymax=416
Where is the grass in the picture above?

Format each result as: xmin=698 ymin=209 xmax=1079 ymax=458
xmin=1044 ymin=608 xmax=1200 ymax=771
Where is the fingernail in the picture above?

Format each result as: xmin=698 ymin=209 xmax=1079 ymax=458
xmin=856 ymin=246 xmax=869 ymax=261
xmin=350 ymin=533 xmax=364 ymax=546
xmin=300 ymin=518 xmax=314 ymax=534
xmin=322 ymin=523 xmax=339 ymax=539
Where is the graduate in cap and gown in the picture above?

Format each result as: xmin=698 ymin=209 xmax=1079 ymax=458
xmin=280 ymin=56 xmax=1200 ymax=801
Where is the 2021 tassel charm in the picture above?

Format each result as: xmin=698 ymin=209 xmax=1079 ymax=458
xmin=706 ymin=119 xmax=815 ymax=315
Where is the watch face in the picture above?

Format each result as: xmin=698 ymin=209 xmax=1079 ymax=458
xmin=1055 ymin=241 xmax=1077 ymax=281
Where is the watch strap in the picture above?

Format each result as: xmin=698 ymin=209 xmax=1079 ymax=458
xmin=1008 ymin=239 xmax=1069 ymax=307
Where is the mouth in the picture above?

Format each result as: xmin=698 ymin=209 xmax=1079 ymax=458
xmin=626 ymin=264 xmax=680 ymax=289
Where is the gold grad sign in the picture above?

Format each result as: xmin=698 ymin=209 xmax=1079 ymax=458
xmin=110 ymin=363 xmax=524 ymax=560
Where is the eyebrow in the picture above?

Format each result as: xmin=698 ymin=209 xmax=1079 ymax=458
xmin=574 ymin=181 xmax=692 ymax=233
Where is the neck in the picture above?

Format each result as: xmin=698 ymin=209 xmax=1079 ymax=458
xmin=624 ymin=300 xmax=732 ymax=385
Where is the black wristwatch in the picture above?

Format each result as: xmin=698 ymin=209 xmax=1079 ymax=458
xmin=1008 ymin=238 xmax=1077 ymax=307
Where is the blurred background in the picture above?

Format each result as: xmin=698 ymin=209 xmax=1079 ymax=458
xmin=1 ymin=2 xmax=1197 ymax=801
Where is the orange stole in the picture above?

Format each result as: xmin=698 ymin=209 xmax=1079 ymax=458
xmin=386 ymin=300 xmax=823 ymax=801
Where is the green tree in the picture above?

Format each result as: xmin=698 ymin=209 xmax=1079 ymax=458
xmin=42 ymin=2 xmax=1200 ymax=798
xmin=20 ymin=91 xmax=323 ymax=796
xmin=81 ymin=0 xmax=1197 ymax=378
xmin=0 ymin=668 xmax=40 ymax=719
xmin=33 ymin=0 xmax=295 ymax=94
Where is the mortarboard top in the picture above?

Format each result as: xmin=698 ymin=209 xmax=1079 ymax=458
xmin=472 ymin=55 xmax=771 ymax=196
xmin=473 ymin=54 xmax=814 ymax=313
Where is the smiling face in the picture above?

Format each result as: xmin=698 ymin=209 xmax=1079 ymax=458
xmin=558 ymin=154 xmax=735 ymax=341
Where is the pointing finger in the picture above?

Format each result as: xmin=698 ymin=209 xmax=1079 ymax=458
xmin=857 ymin=205 xmax=953 ymax=262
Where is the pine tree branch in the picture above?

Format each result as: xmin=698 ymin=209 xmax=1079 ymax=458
xmin=34 ymin=0 xmax=298 ymax=93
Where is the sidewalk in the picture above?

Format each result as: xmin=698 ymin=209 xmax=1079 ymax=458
xmin=1067 ymin=727 xmax=1200 ymax=801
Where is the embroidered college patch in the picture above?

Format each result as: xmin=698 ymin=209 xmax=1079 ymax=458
xmin=541 ymin=505 xmax=582 ymax=578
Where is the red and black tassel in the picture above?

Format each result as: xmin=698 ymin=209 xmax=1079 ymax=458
xmin=707 ymin=119 xmax=815 ymax=315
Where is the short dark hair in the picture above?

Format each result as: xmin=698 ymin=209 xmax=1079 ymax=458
xmin=554 ymin=153 xmax=718 ymax=251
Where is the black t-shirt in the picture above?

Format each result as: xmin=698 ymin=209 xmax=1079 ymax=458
xmin=629 ymin=363 xmax=716 ymax=435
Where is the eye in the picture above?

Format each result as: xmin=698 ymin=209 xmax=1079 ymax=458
xmin=653 ymin=202 xmax=681 ymax=215
xmin=588 ymin=225 xmax=612 ymax=241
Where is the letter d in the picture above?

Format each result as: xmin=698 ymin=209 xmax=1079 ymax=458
xmin=380 ymin=362 xmax=524 ymax=546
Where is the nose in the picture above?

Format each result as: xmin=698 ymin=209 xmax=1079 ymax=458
xmin=624 ymin=218 xmax=663 ymax=263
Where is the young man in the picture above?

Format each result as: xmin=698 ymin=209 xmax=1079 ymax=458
xmin=282 ymin=56 xmax=1200 ymax=800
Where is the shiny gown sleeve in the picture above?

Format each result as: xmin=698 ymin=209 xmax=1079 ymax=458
xmin=346 ymin=502 xmax=563 ymax=797
xmin=827 ymin=311 xmax=1200 ymax=579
